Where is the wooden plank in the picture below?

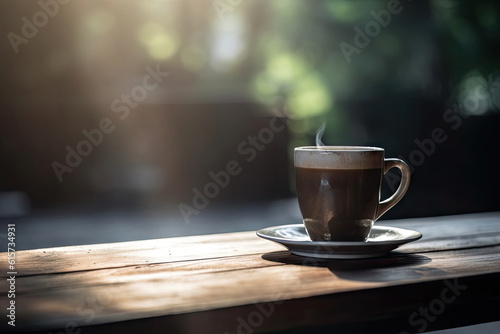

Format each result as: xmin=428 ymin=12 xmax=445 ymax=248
xmin=0 ymin=232 xmax=283 ymax=277
xmin=384 ymin=212 xmax=500 ymax=252
xmin=1 ymin=212 xmax=499 ymax=277
xmin=1 ymin=212 xmax=499 ymax=333
xmin=17 ymin=273 xmax=500 ymax=334
xmin=7 ymin=245 xmax=500 ymax=331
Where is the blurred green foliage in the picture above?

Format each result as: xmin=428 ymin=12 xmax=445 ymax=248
xmin=240 ymin=0 xmax=500 ymax=151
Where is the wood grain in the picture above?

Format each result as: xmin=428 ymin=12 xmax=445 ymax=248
xmin=3 ymin=212 xmax=499 ymax=277
xmin=1 ymin=212 xmax=499 ymax=333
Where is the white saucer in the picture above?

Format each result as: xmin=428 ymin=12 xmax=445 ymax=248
xmin=256 ymin=224 xmax=422 ymax=259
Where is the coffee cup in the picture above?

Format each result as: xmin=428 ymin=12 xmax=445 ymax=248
xmin=294 ymin=146 xmax=410 ymax=242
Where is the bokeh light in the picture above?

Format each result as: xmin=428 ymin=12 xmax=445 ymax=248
xmin=138 ymin=22 xmax=179 ymax=60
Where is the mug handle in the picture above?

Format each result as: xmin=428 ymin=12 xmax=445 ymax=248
xmin=375 ymin=158 xmax=411 ymax=221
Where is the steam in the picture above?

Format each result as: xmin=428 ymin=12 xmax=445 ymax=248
xmin=316 ymin=122 xmax=326 ymax=147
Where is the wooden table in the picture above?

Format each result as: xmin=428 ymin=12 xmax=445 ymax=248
xmin=2 ymin=212 xmax=500 ymax=333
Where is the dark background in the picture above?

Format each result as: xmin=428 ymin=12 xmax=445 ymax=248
xmin=0 ymin=0 xmax=499 ymax=249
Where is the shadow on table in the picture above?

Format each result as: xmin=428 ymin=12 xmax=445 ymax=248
xmin=262 ymin=251 xmax=435 ymax=283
